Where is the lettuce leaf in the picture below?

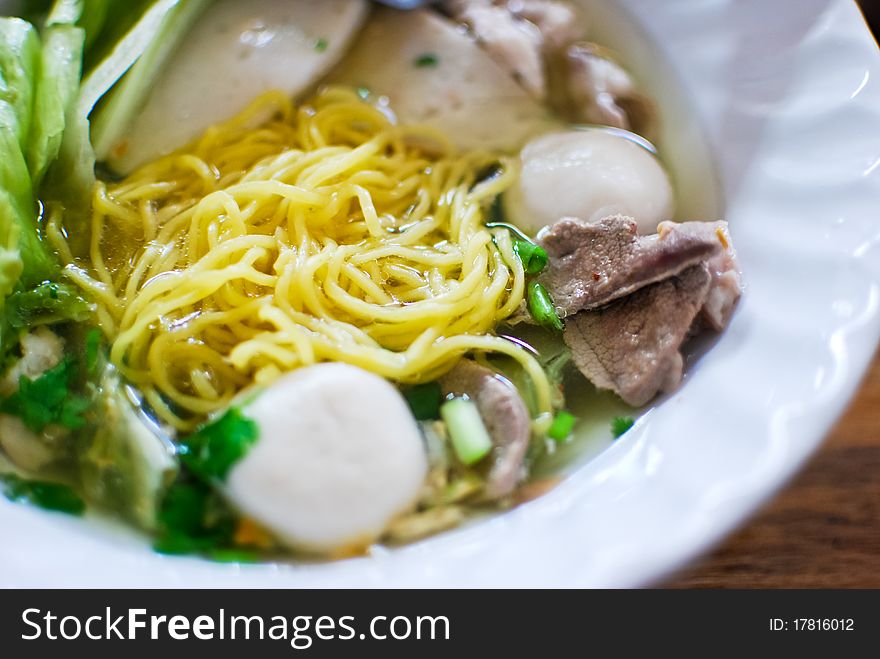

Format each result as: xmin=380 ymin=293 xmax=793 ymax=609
xmin=2 ymin=280 xmax=91 ymax=330
xmin=27 ymin=3 xmax=85 ymax=186
xmin=0 ymin=18 xmax=41 ymax=150
xmin=44 ymin=0 xmax=188 ymax=208
xmin=0 ymin=7 xmax=90 ymax=355
xmin=90 ymin=0 xmax=211 ymax=162
xmin=0 ymin=17 xmax=53 ymax=298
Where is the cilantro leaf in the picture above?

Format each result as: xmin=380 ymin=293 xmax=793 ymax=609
xmin=403 ymin=382 xmax=442 ymax=421
xmin=179 ymin=407 xmax=259 ymax=481
xmin=611 ymin=416 xmax=635 ymax=439
xmin=0 ymin=356 xmax=91 ymax=432
xmin=1 ymin=474 xmax=85 ymax=515
xmin=153 ymin=480 xmax=236 ymax=555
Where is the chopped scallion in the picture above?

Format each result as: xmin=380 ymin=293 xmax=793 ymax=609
xmin=547 ymin=411 xmax=577 ymax=441
xmin=514 ymin=240 xmax=548 ymax=275
xmin=440 ymin=398 xmax=493 ymax=466
xmin=527 ymin=281 xmax=563 ymax=331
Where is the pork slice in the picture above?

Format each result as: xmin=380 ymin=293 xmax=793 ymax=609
xmin=537 ymin=215 xmax=723 ymax=317
xmin=440 ymin=359 xmax=531 ymax=499
xmin=504 ymin=0 xmax=583 ymax=51
xmin=563 ymin=264 xmax=712 ymax=407
xmin=560 ymin=42 xmax=653 ymax=134
xmin=654 ymin=220 xmax=742 ymax=330
xmin=443 ymin=2 xmax=547 ymax=99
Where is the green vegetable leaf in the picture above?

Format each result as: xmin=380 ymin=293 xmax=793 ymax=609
xmin=27 ymin=17 xmax=85 ymax=186
xmin=45 ymin=0 xmax=190 ymax=207
xmin=313 ymin=37 xmax=328 ymax=52
xmin=611 ymin=416 xmax=635 ymax=439
xmin=403 ymin=381 xmax=442 ymax=421
xmin=89 ymin=0 xmax=212 ymax=164
xmin=179 ymin=407 xmax=259 ymax=481
xmin=76 ymin=0 xmax=112 ymax=50
xmin=0 ymin=473 xmax=85 ymax=514
xmin=548 ymin=410 xmax=577 ymax=441
xmin=84 ymin=326 xmax=101 ymax=373
xmin=153 ymin=479 xmax=236 ymax=555
xmin=0 ymin=355 xmax=91 ymax=432
xmin=0 ymin=18 xmax=59 ymax=296
xmin=3 ymin=280 xmax=92 ymax=330
xmin=0 ymin=18 xmax=40 ymax=153
xmin=0 ymin=9 xmax=90 ymax=322
xmin=513 ymin=240 xmax=548 ymax=275
xmin=156 ymin=480 xmax=210 ymax=538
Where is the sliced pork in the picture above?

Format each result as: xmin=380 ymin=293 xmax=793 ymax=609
xmin=559 ymin=42 xmax=654 ymax=135
xmin=537 ymin=215 xmax=724 ymax=317
xmin=656 ymin=221 xmax=743 ymax=331
xmin=563 ymin=265 xmax=712 ymax=406
xmin=440 ymin=359 xmax=531 ymax=499
xmin=503 ymin=0 xmax=583 ymax=51
xmin=443 ymin=1 xmax=547 ymax=99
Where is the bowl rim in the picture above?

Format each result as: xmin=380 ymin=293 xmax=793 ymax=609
xmin=1 ymin=0 xmax=879 ymax=588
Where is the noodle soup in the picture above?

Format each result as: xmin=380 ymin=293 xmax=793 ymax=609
xmin=0 ymin=0 xmax=731 ymax=559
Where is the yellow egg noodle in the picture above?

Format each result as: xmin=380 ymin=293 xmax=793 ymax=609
xmin=48 ymin=87 xmax=553 ymax=431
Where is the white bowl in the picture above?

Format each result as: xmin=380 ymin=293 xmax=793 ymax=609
xmin=2 ymin=0 xmax=879 ymax=587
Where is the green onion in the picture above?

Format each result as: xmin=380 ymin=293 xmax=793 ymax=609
xmin=313 ymin=37 xmax=328 ymax=52
xmin=403 ymin=382 xmax=442 ymax=420
xmin=356 ymin=86 xmax=370 ymax=100
xmin=414 ymin=53 xmax=439 ymax=68
xmin=0 ymin=474 xmax=85 ymax=515
xmin=611 ymin=416 xmax=635 ymax=438
xmin=440 ymin=398 xmax=493 ymax=466
xmin=547 ymin=411 xmax=577 ymax=441
xmin=513 ymin=240 xmax=548 ymax=275
xmin=527 ymin=281 xmax=563 ymax=331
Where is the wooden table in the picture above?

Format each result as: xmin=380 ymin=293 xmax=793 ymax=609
xmin=664 ymin=352 xmax=880 ymax=587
